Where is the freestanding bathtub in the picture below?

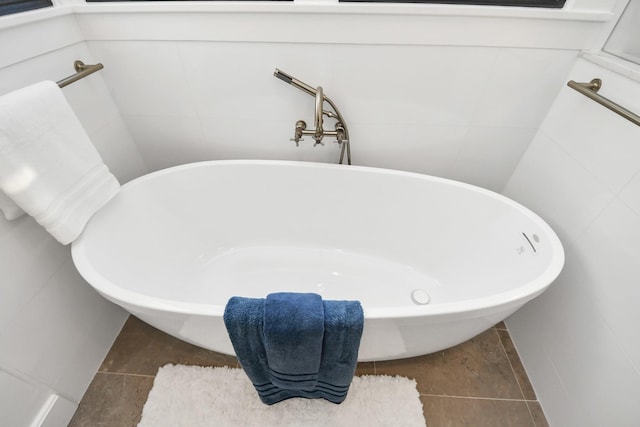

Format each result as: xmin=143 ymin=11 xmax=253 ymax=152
xmin=71 ymin=160 xmax=564 ymax=361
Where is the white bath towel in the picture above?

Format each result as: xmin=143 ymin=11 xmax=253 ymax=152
xmin=0 ymin=81 xmax=120 ymax=244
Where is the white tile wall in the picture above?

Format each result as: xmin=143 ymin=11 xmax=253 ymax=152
xmin=576 ymin=199 xmax=640 ymax=370
xmin=470 ymin=48 xmax=578 ymax=128
xmin=542 ymin=85 xmax=640 ymax=194
xmin=448 ymin=126 xmax=537 ymax=191
xmin=0 ymin=13 xmax=83 ymax=69
xmin=504 ymin=57 xmax=640 ymax=426
xmin=124 ymin=114 xmax=208 ymax=170
xmin=504 ymin=131 xmax=614 ymax=241
xmin=619 ymin=170 xmax=640 ymax=215
xmin=352 ymin=123 xmax=470 ymax=177
xmin=0 ymin=29 xmax=148 ymax=427
xmin=97 ymin=41 xmax=197 ymax=117
xmin=88 ymin=40 xmax=577 ymax=191
xmin=88 ymin=117 xmax=147 ymax=184
xmin=0 ymin=218 xmax=68 ymax=329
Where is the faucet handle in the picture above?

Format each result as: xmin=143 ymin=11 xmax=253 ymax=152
xmin=289 ymin=137 xmax=304 ymax=147
xmin=334 ymin=123 xmax=347 ymax=145
xmin=290 ymin=120 xmax=307 ymax=147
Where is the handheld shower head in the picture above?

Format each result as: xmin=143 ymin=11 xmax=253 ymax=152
xmin=273 ymin=69 xmax=317 ymax=98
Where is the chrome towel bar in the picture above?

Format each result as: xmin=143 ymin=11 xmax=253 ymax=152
xmin=567 ymin=78 xmax=640 ymax=127
xmin=56 ymin=60 xmax=104 ymax=88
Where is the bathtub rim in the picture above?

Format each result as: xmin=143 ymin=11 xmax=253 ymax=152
xmin=71 ymin=159 xmax=565 ymax=320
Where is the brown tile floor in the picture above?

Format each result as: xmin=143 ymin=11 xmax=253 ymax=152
xmin=69 ymin=317 xmax=548 ymax=427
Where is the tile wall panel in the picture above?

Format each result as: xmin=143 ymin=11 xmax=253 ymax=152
xmin=88 ymin=40 xmax=577 ymax=192
xmin=504 ymin=57 xmax=640 ymax=426
xmin=0 ymin=38 xmax=148 ymax=426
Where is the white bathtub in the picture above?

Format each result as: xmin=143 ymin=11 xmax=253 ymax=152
xmin=71 ymin=160 xmax=564 ymax=361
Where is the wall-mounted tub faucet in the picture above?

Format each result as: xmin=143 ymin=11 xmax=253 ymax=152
xmin=274 ymin=68 xmax=351 ymax=165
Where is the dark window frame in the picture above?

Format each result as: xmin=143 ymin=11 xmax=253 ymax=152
xmin=85 ymin=0 xmax=563 ymax=5
xmin=341 ymin=0 xmax=565 ymax=7
xmin=0 ymin=0 xmax=53 ymax=16
xmin=1 ymin=0 xmax=565 ymax=16
xmin=85 ymin=0 xmax=293 ymax=2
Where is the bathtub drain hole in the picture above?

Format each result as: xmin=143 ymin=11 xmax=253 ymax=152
xmin=411 ymin=289 xmax=431 ymax=305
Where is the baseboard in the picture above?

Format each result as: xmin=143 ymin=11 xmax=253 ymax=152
xmin=33 ymin=394 xmax=77 ymax=427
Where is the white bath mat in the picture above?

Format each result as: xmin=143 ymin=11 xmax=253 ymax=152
xmin=138 ymin=364 xmax=426 ymax=427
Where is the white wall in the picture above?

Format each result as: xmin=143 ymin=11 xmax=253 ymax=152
xmin=504 ymin=56 xmax=640 ymax=426
xmin=73 ymin=1 xmax=613 ymax=191
xmin=0 ymin=11 xmax=147 ymax=427
xmin=87 ymin=40 xmax=577 ymax=191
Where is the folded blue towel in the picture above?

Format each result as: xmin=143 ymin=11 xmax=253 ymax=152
xmin=264 ymin=292 xmax=324 ymax=390
xmin=223 ymin=293 xmax=364 ymax=405
xmin=314 ymin=300 xmax=364 ymax=402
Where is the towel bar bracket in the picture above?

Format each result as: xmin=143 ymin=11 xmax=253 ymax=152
xmin=573 ymin=78 xmax=602 ymax=92
xmin=567 ymin=78 xmax=640 ymax=127
xmin=74 ymin=60 xmax=88 ymax=72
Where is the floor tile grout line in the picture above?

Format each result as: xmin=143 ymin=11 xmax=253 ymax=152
xmin=494 ymin=323 xmax=509 ymax=331
xmin=524 ymin=400 xmax=544 ymax=427
xmin=495 ymin=328 xmax=540 ymax=426
xmin=495 ymin=328 xmax=529 ymax=400
xmin=523 ymin=398 xmax=538 ymax=426
xmin=419 ymin=393 xmax=538 ymax=403
xmin=97 ymin=371 xmax=156 ymax=379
